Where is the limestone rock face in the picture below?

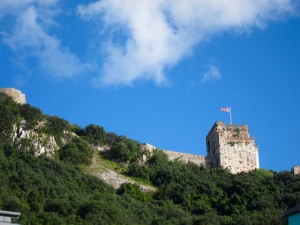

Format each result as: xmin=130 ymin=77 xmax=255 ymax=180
xmin=12 ymin=121 xmax=58 ymax=157
xmin=87 ymin=154 xmax=156 ymax=193
xmin=0 ymin=88 xmax=26 ymax=104
xmin=93 ymin=144 xmax=110 ymax=152
xmin=97 ymin=170 xmax=156 ymax=192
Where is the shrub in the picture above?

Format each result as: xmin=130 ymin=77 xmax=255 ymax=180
xmin=83 ymin=124 xmax=106 ymax=146
xmin=59 ymin=138 xmax=93 ymax=165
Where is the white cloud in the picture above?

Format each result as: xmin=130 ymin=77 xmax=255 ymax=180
xmin=201 ymin=64 xmax=222 ymax=83
xmin=78 ymin=0 xmax=296 ymax=86
xmin=0 ymin=0 xmax=86 ymax=79
xmin=0 ymin=0 xmax=297 ymax=86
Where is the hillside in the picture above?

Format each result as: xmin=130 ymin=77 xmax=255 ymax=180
xmin=0 ymin=92 xmax=299 ymax=225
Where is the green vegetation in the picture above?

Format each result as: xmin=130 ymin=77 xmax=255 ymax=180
xmin=82 ymin=124 xmax=107 ymax=146
xmin=104 ymin=135 xmax=143 ymax=163
xmin=0 ymin=92 xmax=299 ymax=224
xmin=59 ymin=137 xmax=93 ymax=165
xmin=0 ymin=93 xmax=20 ymax=143
xmin=227 ymin=141 xmax=236 ymax=146
xmin=43 ymin=116 xmax=72 ymax=146
xmin=118 ymin=183 xmax=153 ymax=202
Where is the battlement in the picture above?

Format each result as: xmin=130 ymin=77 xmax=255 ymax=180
xmin=0 ymin=88 xmax=26 ymax=104
xmin=211 ymin=122 xmax=255 ymax=142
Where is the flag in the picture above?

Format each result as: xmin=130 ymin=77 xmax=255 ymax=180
xmin=220 ymin=107 xmax=231 ymax=112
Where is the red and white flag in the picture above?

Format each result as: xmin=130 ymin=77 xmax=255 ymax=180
xmin=220 ymin=107 xmax=231 ymax=112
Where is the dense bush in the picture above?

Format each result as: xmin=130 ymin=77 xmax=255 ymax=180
xmin=82 ymin=124 xmax=107 ymax=146
xmin=0 ymin=146 xmax=198 ymax=225
xmin=59 ymin=137 xmax=94 ymax=165
xmin=107 ymin=135 xmax=142 ymax=163
xmin=19 ymin=104 xmax=44 ymax=130
xmin=0 ymin=93 xmax=20 ymax=143
xmin=126 ymin=152 xmax=300 ymax=224
xmin=43 ymin=116 xmax=71 ymax=146
xmin=118 ymin=183 xmax=153 ymax=202
xmin=105 ymin=132 xmax=118 ymax=146
xmin=0 ymin=92 xmax=298 ymax=224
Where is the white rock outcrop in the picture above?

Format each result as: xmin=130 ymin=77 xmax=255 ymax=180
xmin=12 ymin=121 xmax=58 ymax=157
xmin=96 ymin=170 xmax=156 ymax=192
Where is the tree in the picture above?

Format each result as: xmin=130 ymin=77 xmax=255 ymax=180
xmin=59 ymin=138 xmax=93 ymax=165
xmin=19 ymin=104 xmax=44 ymax=130
xmin=118 ymin=183 xmax=152 ymax=202
xmin=0 ymin=93 xmax=20 ymax=144
xmin=43 ymin=116 xmax=71 ymax=146
xmin=106 ymin=132 xmax=118 ymax=145
xmin=83 ymin=124 xmax=106 ymax=146
xmin=108 ymin=136 xmax=141 ymax=163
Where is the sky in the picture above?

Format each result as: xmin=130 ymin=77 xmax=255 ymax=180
xmin=0 ymin=0 xmax=299 ymax=172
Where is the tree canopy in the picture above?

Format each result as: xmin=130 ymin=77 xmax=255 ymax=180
xmin=0 ymin=92 xmax=299 ymax=224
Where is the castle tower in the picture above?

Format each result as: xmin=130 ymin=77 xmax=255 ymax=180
xmin=206 ymin=121 xmax=259 ymax=174
xmin=0 ymin=88 xmax=26 ymax=104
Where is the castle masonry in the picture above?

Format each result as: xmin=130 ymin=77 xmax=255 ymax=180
xmin=141 ymin=143 xmax=207 ymax=166
xmin=0 ymin=88 xmax=26 ymax=104
xmin=206 ymin=121 xmax=259 ymax=174
xmin=0 ymin=87 xmax=261 ymax=174
xmin=142 ymin=121 xmax=259 ymax=174
xmin=292 ymin=166 xmax=300 ymax=175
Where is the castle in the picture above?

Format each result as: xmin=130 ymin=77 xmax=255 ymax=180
xmin=206 ymin=122 xmax=259 ymax=174
xmin=0 ymin=88 xmax=26 ymax=104
xmin=0 ymin=88 xmax=260 ymax=174
xmin=143 ymin=121 xmax=259 ymax=174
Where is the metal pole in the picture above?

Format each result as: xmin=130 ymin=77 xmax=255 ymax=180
xmin=229 ymin=107 xmax=232 ymax=124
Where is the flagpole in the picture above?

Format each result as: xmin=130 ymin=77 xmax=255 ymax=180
xmin=229 ymin=107 xmax=232 ymax=125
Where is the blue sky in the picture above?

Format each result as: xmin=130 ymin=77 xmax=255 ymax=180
xmin=1 ymin=0 xmax=299 ymax=172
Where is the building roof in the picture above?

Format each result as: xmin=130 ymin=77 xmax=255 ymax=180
xmin=283 ymin=205 xmax=300 ymax=217
xmin=0 ymin=210 xmax=21 ymax=218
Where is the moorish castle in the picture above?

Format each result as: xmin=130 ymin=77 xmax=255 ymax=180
xmin=142 ymin=121 xmax=259 ymax=174
xmin=0 ymin=87 xmax=259 ymax=174
xmin=1 ymin=88 xmax=297 ymax=174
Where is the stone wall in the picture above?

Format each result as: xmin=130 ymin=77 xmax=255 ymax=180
xmin=0 ymin=87 xmax=261 ymax=174
xmin=163 ymin=150 xmax=207 ymax=166
xmin=206 ymin=121 xmax=259 ymax=174
xmin=292 ymin=166 xmax=300 ymax=175
xmin=141 ymin=121 xmax=260 ymax=174
xmin=141 ymin=143 xmax=207 ymax=166
xmin=0 ymin=88 xmax=26 ymax=104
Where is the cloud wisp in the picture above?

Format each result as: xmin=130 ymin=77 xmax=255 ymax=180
xmin=0 ymin=0 xmax=86 ymax=79
xmin=202 ymin=64 xmax=222 ymax=83
xmin=78 ymin=0 xmax=296 ymax=86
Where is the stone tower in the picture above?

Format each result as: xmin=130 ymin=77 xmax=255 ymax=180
xmin=0 ymin=88 xmax=26 ymax=104
xmin=206 ymin=121 xmax=259 ymax=174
